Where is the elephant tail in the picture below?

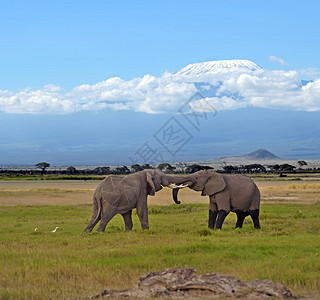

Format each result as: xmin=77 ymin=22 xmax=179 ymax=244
xmin=83 ymin=193 xmax=102 ymax=232
xmin=93 ymin=193 xmax=102 ymax=223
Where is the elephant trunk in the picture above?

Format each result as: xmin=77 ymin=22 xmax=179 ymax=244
xmin=161 ymin=175 xmax=195 ymax=188
xmin=172 ymin=188 xmax=181 ymax=204
xmin=161 ymin=175 xmax=195 ymax=205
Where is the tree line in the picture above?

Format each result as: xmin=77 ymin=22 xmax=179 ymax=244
xmin=1 ymin=161 xmax=319 ymax=176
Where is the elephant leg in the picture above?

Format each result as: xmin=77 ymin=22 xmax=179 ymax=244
xmin=122 ymin=210 xmax=133 ymax=231
xmin=235 ymin=211 xmax=249 ymax=228
xmin=208 ymin=210 xmax=217 ymax=229
xmin=249 ymin=209 xmax=261 ymax=229
xmin=208 ymin=201 xmax=218 ymax=229
xmin=96 ymin=205 xmax=116 ymax=232
xmin=215 ymin=210 xmax=228 ymax=230
xmin=136 ymin=201 xmax=149 ymax=230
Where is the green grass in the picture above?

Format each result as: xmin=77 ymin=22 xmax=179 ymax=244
xmin=0 ymin=203 xmax=319 ymax=299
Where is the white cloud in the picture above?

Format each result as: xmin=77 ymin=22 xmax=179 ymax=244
xmin=1 ymin=61 xmax=320 ymax=114
xmin=217 ymin=70 xmax=320 ymax=111
xmin=298 ymin=67 xmax=320 ymax=78
xmin=0 ymin=85 xmax=76 ymax=114
xmin=269 ymin=55 xmax=287 ymax=66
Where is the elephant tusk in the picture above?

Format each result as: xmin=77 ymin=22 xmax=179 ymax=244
xmin=168 ymin=183 xmax=188 ymax=189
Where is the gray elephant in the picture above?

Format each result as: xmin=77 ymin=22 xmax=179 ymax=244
xmin=84 ymin=169 xmax=189 ymax=232
xmin=172 ymin=170 xmax=261 ymax=230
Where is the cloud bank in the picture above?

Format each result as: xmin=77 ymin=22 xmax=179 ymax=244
xmin=1 ymin=61 xmax=320 ymax=114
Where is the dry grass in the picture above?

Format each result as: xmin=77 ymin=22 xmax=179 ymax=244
xmin=0 ymin=189 xmax=93 ymax=206
xmin=288 ymin=183 xmax=320 ymax=189
xmin=1 ymin=178 xmax=320 ymax=206
xmin=257 ymin=181 xmax=320 ymax=204
xmin=0 ymin=180 xmax=206 ymax=207
xmin=0 ymin=180 xmax=97 ymax=206
xmin=0 ymin=180 xmax=98 ymax=191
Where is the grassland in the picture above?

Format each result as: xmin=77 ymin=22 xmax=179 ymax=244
xmin=0 ymin=177 xmax=320 ymax=299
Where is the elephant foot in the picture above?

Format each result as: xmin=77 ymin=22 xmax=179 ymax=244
xmin=83 ymin=225 xmax=94 ymax=232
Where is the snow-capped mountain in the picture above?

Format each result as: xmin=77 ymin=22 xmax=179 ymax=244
xmin=172 ymin=59 xmax=313 ymax=112
xmin=176 ymin=59 xmax=262 ymax=77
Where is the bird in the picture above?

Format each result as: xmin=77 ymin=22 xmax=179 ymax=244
xmin=34 ymin=228 xmax=37 ymax=231
xmin=51 ymin=227 xmax=59 ymax=233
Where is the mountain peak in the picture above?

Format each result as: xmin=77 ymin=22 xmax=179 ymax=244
xmin=176 ymin=59 xmax=262 ymax=77
xmin=243 ymin=149 xmax=280 ymax=160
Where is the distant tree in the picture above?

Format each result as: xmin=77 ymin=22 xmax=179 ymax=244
xmin=141 ymin=164 xmax=154 ymax=170
xmin=66 ymin=166 xmax=77 ymax=175
xmin=131 ymin=164 xmax=153 ymax=172
xmin=176 ymin=163 xmax=187 ymax=173
xmin=101 ymin=166 xmax=111 ymax=174
xmin=35 ymin=162 xmax=50 ymax=174
xmin=298 ymin=160 xmax=308 ymax=167
xmin=223 ymin=165 xmax=239 ymax=173
xmin=93 ymin=166 xmax=110 ymax=175
xmin=157 ymin=163 xmax=176 ymax=173
xmin=279 ymin=164 xmax=296 ymax=172
xmin=131 ymin=164 xmax=143 ymax=172
xmin=115 ymin=166 xmax=130 ymax=174
xmin=185 ymin=164 xmax=213 ymax=173
xmin=244 ymin=164 xmax=266 ymax=173
xmin=203 ymin=166 xmax=214 ymax=170
xmin=157 ymin=163 xmax=167 ymax=171
xmin=269 ymin=164 xmax=280 ymax=172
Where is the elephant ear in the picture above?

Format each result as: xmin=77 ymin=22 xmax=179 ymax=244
xmin=146 ymin=172 xmax=156 ymax=196
xmin=202 ymin=173 xmax=226 ymax=196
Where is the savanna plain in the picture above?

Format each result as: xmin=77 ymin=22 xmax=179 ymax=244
xmin=0 ymin=175 xmax=320 ymax=299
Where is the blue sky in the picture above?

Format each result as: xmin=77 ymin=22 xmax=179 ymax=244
xmin=1 ymin=1 xmax=320 ymax=165
xmin=1 ymin=0 xmax=319 ymax=90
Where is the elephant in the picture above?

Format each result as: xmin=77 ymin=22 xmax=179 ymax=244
xmin=83 ymin=169 xmax=190 ymax=232
xmin=171 ymin=170 xmax=261 ymax=230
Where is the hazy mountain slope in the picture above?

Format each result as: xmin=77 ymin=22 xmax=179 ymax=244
xmin=243 ymin=148 xmax=280 ymax=160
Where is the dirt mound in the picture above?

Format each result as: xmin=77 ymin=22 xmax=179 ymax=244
xmin=90 ymin=267 xmax=293 ymax=299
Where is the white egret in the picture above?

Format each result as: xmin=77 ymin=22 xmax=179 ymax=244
xmin=51 ymin=227 xmax=59 ymax=233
